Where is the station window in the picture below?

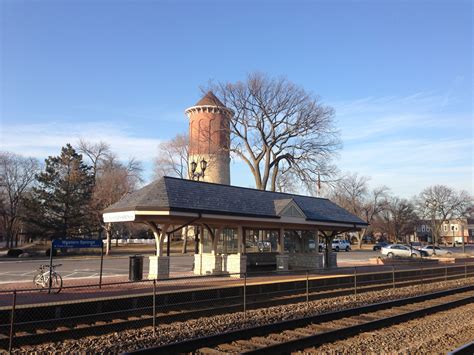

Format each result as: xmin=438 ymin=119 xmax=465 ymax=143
xmin=284 ymin=230 xmax=317 ymax=253
xmin=244 ymin=229 xmax=279 ymax=253
xmin=217 ymin=228 xmax=238 ymax=254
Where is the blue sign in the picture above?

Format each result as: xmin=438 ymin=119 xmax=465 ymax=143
xmin=52 ymin=239 xmax=103 ymax=249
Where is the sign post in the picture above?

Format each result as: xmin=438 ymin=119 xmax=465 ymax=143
xmin=99 ymin=243 xmax=104 ymax=288
xmin=51 ymin=239 xmax=104 ymax=291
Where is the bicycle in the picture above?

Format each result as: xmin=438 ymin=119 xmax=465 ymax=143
xmin=33 ymin=264 xmax=63 ymax=293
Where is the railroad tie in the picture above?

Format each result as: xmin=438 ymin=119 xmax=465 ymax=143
xmin=249 ymin=336 xmax=280 ymax=346
xmin=307 ymin=324 xmax=338 ymax=333
xmin=196 ymin=347 xmax=227 ymax=354
xmin=216 ymin=343 xmax=245 ymax=352
xmin=349 ymin=314 xmax=380 ymax=323
xmin=329 ymin=318 xmax=364 ymax=327
xmin=234 ymin=339 xmax=260 ymax=350
xmin=282 ymin=329 xmax=310 ymax=339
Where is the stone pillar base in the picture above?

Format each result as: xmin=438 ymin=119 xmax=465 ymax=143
xmin=225 ymin=254 xmax=247 ymax=277
xmin=276 ymin=254 xmax=289 ymax=272
xmin=288 ymin=253 xmax=323 ymax=270
xmin=323 ymin=252 xmax=337 ymax=268
xmin=194 ymin=253 xmax=247 ymax=276
xmin=148 ymin=256 xmax=170 ymax=279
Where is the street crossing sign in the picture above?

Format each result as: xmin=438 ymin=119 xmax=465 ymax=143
xmin=52 ymin=239 xmax=103 ymax=249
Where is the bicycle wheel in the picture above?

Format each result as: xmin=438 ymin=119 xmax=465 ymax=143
xmin=33 ymin=273 xmax=46 ymax=290
xmin=50 ymin=273 xmax=63 ymax=293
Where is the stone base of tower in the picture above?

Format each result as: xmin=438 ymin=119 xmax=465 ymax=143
xmin=194 ymin=253 xmax=246 ymax=277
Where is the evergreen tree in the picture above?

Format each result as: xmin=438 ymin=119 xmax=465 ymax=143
xmin=29 ymin=144 xmax=94 ymax=238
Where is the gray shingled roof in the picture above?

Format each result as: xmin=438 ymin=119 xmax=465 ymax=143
xmin=104 ymin=177 xmax=368 ymax=226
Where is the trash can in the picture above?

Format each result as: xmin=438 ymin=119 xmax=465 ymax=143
xmin=129 ymin=255 xmax=144 ymax=281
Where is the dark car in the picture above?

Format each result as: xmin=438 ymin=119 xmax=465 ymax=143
xmin=373 ymin=241 xmax=390 ymax=251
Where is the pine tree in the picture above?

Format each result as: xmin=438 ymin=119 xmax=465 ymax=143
xmin=29 ymin=144 xmax=94 ymax=238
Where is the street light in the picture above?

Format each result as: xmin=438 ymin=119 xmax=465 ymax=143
xmin=190 ymin=158 xmax=207 ymax=181
xmin=451 ymin=224 xmax=455 ymax=247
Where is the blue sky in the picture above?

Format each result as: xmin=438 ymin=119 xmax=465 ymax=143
xmin=1 ymin=0 xmax=472 ymax=198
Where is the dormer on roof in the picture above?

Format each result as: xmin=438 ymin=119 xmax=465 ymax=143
xmin=274 ymin=198 xmax=306 ymax=219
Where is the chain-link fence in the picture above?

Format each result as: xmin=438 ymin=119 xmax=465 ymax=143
xmin=1 ymin=261 xmax=473 ymax=352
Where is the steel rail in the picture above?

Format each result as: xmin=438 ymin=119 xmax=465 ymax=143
xmin=448 ymin=341 xmax=474 ymax=355
xmin=127 ymin=285 xmax=474 ymax=354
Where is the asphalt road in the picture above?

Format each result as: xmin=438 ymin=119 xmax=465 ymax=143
xmin=0 ymin=255 xmax=194 ymax=284
xmin=0 ymin=246 xmax=471 ymax=284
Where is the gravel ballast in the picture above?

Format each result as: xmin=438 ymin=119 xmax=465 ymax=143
xmin=305 ymin=303 xmax=474 ymax=354
xmin=10 ymin=277 xmax=474 ymax=354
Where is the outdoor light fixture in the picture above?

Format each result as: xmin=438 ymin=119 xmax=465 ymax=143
xmin=190 ymin=161 xmax=198 ymax=174
xmin=191 ymin=158 xmax=207 ymax=181
xmin=200 ymin=158 xmax=207 ymax=172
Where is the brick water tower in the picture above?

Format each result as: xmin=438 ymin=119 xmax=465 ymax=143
xmin=185 ymin=91 xmax=232 ymax=185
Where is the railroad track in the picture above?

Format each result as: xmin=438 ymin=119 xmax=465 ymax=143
xmin=1 ymin=267 xmax=472 ymax=350
xmin=128 ymin=285 xmax=474 ymax=354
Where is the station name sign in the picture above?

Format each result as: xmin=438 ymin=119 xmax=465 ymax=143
xmin=103 ymin=211 xmax=136 ymax=223
xmin=52 ymin=239 xmax=103 ymax=249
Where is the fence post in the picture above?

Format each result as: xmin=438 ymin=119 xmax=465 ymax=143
xmin=243 ymin=272 xmax=247 ymax=322
xmin=152 ymin=279 xmax=156 ymax=337
xmin=420 ymin=263 xmax=423 ymax=285
xmin=9 ymin=290 xmax=17 ymax=353
xmin=306 ymin=271 xmax=309 ymax=305
xmin=354 ymin=267 xmax=357 ymax=296
xmin=392 ymin=265 xmax=395 ymax=289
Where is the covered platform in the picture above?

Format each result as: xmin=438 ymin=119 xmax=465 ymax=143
xmin=103 ymin=177 xmax=368 ymax=279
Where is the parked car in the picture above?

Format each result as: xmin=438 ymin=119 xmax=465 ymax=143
xmin=319 ymin=239 xmax=351 ymax=252
xmin=373 ymin=241 xmax=390 ymax=251
xmin=381 ymin=244 xmax=421 ymax=258
xmin=420 ymin=245 xmax=452 ymax=256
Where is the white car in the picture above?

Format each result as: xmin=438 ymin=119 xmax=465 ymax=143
xmin=318 ymin=239 xmax=351 ymax=252
xmin=420 ymin=245 xmax=452 ymax=256
xmin=381 ymin=244 xmax=421 ymax=258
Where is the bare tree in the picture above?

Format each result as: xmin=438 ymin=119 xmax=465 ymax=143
xmin=416 ymin=185 xmax=472 ymax=245
xmin=154 ymin=134 xmax=190 ymax=179
xmin=77 ymin=139 xmax=111 ymax=178
xmin=381 ymin=197 xmax=418 ymax=243
xmin=209 ymin=72 xmax=340 ymax=192
xmin=77 ymin=140 xmax=143 ymax=254
xmin=329 ymin=173 xmax=389 ymax=248
xmin=0 ymin=152 xmax=39 ymax=248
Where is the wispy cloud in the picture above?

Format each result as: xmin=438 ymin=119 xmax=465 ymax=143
xmin=332 ymin=92 xmax=469 ymax=142
xmin=330 ymin=91 xmax=473 ymax=197
xmin=1 ymin=121 xmax=162 ymax=162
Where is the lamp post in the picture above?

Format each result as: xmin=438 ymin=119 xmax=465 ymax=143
xmin=190 ymin=158 xmax=207 ymax=181
xmin=451 ymin=225 xmax=455 ymax=248
xmin=425 ymin=199 xmax=438 ymax=255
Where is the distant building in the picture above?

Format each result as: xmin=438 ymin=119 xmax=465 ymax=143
xmin=414 ymin=218 xmax=473 ymax=244
xmin=414 ymin=221 xmax=433 ymax=243
xmin=439 ymin=218 xmax=473 ymax=244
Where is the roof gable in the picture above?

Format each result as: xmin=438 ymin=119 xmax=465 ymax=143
xmin=274 ymin=199 xmax=306 ymax=218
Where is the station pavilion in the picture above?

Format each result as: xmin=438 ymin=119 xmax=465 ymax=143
xmin=103 ymin=176 xmax=368 ymax=279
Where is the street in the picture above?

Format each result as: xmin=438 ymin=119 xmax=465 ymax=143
xmin=0 ymin=246 xmax=472 ymax=285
